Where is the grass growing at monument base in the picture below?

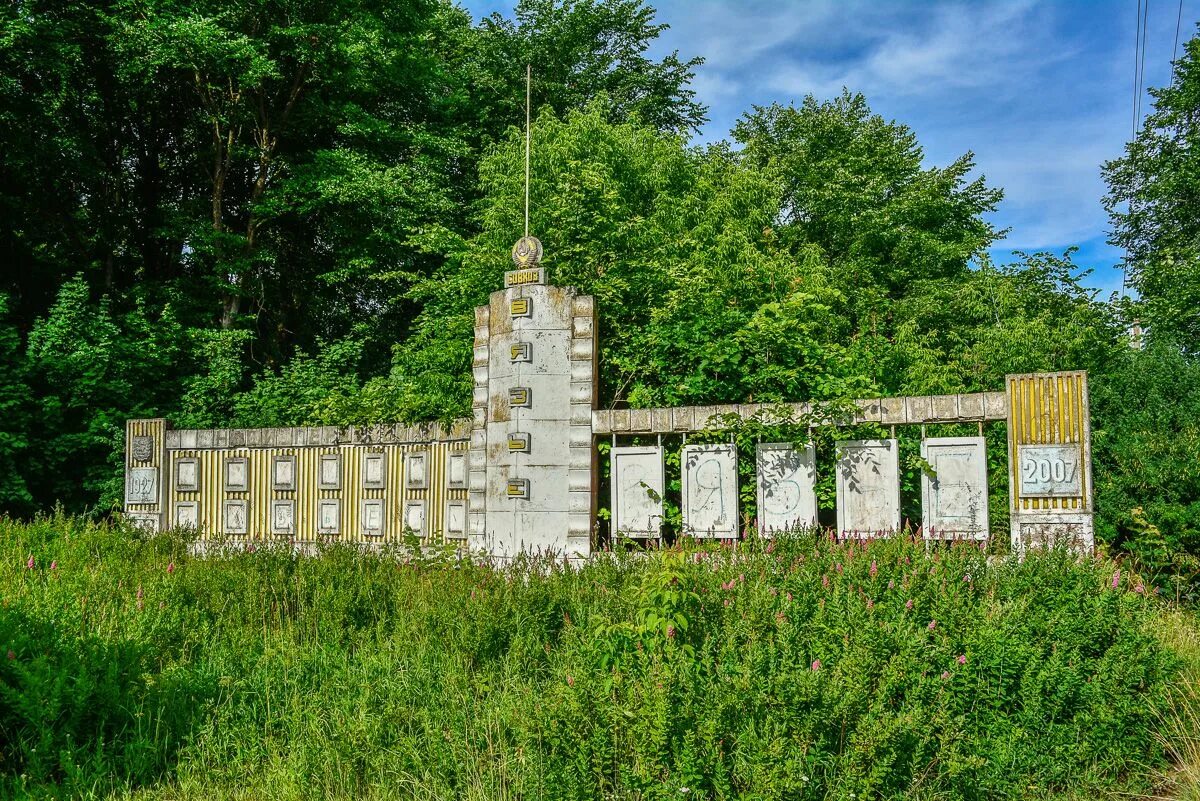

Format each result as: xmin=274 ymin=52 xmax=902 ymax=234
xmin=1 ymin=517 xmax=1195 ymax=800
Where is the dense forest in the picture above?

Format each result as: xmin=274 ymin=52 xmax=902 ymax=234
xmin=1 ymin=1 xmax=1198 ymax=587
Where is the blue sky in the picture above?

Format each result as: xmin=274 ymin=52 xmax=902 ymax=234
xmin=462 ymin=0 xmax=1198 ymax=295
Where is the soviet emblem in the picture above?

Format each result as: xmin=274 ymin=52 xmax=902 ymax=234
xmin=131 ymin=436 xmax=154 ymax=463
xmin=511 ymin=235 xmax=543 ymax=268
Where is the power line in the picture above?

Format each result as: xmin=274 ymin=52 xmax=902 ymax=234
xmin=1172 ymin=0 xmax=1184 ymax=64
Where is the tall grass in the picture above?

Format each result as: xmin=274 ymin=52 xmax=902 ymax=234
xmin=0 ymin=514 xmax=1192 ymax=800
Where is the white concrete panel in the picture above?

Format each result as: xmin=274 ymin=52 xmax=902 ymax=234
xmin=318 ymin=499 xmax=340 ymax=534
xmin=922 ymin=437 xmax=989 ymax=539
xmin=175 ymin=458 xmax=199 ymax=491
xmin=271 ymin=500 xmax=294 ymax=535
xmin=611 ymin=446 xmax=664 ymax=538
xmin=363 ymin=453 xmax=386 ymax=489
xmin=681 ymin=443 xmax=739 ymax=538
xmin=272 ymin=456 xmax=295 ymax=490
xmin=445 ymin=501 xmax=466 ymax=538
xmin=447 ymin=453 xmax=467 ymax=488
xmin=223 ymin=500 xmax=248 ymax=534
xmin=318 ymin=454 xmax=341 ymax=489
xmin=175 ymin=502 xmax=198 ymax=529
xmin=835 ymin=439 xmax=901 ymax=536
xmin=361 ymin=499 xmax=385 ymax=536
xmin=756 ymin=443 xmax=817 ymax=535
xmin=404 ymin=500 xmax=426 ymax=536
xmin=224 ymin=458 xmax=249 ymax=492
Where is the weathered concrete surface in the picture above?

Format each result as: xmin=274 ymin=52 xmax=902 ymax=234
xmin=611 ymin=446 xmax=665 ymax=538
xmin=756 ymin=443 xmax=817 ymax=534
xmin=681 ymin=443 xmax=739 ymax=538
xmin=921 ymin=437 xmax=988 ymax=539
xmin=835 ymin=439 xmax=901 ymax=536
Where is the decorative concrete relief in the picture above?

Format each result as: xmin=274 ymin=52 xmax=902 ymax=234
xmin=921 ymin=437 xmax=988 ymax=539
xmin=223 ymin=500 xmax=248 ymax=535
xmin=224 ymin=458 xmax=249 ymax=492
xmin=508 ymin=432 xmax=531 ymax=453
xmin=126 ymin=467 xmax=158 ymax=505
xmin=510 ymin=342 xmax=533 ymax=363
xmin=610 ymin=446 xmax=665 ymax=538
xmin=511 ymin=297 xmax=532 ymax=318
xmin=681 ymin=443 xmax=739 ymax=538
xmin=835 ymin=439 xmax=901 ymax=536
xmin=271 ymin=500 xmax=294 ymax=535
xmin=131 ymin=436 xmax=154 ymax=462
xmin=756 ymin=443 xmax=817 ymax=535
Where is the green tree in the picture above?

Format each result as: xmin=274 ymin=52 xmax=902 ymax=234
xmin=0 ymin=296 xmax=33 ymax=514
xmin=1103 ymin=28 xmax=1200 ymax=349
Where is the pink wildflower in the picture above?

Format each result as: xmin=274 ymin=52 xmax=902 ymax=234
xmin=666 ymin=624 xmax=676 ymax=639
xmin=957 ymin=654 xmax=967 ymax=665
xmin=928 ymin=619 xmax=937 ymax=630
xmin=724 ymin=599 xmax=731 ymax=608
xmin=869 ymin=560 xmax=878 ymax=578
xmin=887 ymin=579 xmax=895 ymax=590
xmin=567 ymin=674 xmax=575 ymax=687
xmin=25 ymin=556 xmax=34 ymax=570
xmin=247 ymin=544 xmax=256 ymax=554
xmin=822 ymin=575 xmax=830 ymax=588
xmin=776 ymin=611 xmax=786 ymax=623
xmin=866 ymin=598 xmax=874 ymax=610
xmin=1135 ymin=582 xmax=1145 ymax=594
xmin=836 ymin=563 xmax=843 ymax=574
xmin=1111 ymin=569 xmax=1121 ymax=589
xmin=766 ymin=540 xmax=776 ymax=554
xmin=49 ymin=561 xmax=57 ymax=571
xmin=905 ymin=599 xmax=913 ymax=610
xmin=786 ymin=592 xmax=793 ymax=603
xmin=811 ymin=659 xmax=821 ymax=671
xmin=167 ymin=562 xmax=176 ymax=575
xmin=941 ymin=671 xmax=951 ymax=681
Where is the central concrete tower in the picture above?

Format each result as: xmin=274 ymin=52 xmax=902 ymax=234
xmin=467 ymin=237 xmax=597 ymax=558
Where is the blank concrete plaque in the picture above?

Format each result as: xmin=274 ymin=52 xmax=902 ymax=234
xmin=361 ymin=499 xmax=385 ymax=536
xmin=175 ymin=458 xmax=199 ymax=492
xmin=756 ymin=443 xmax=817 ymax=535
xmin=447 ymin=453 xmax=467 ymax=489
xmin=223 ymin=500 xmax=248 ymax=534
xmin=404 ymin=501 xmax=425 ymax=535
xmin=272 ymin=455 xmax=295 ymax=491
xmin=126 ymin=468 xmax=158 ymax=504
xmin=681 ymin=443 xmax=739 ymax=538
xmin=224 ymin=458 xmax=249 ymax=492
xmin=922 ymin=437 xmax=988 ymax=539
xmin=318 ymin=499 xmax=340 ymax=535
xmin=319 ymin=454 xmax=341 ymax=490
xmin=445 ymin=500 xmax=466 ymax=538
xmin=363 ymin=453 xmax=386 ymax=489
xmin=175 ymin=502 xmax=198 ymax=529
xmin=835 ymin=439 xmax=901 ymax=536
xmin=271 ymin=500 xmax=294 ymax=535
xmin=405 ymin=452 xmax=427 ymax=489
xmin=610 ymin=446 xmax=664 ymax=538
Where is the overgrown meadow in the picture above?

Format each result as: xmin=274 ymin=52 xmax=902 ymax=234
xmin=1 ymin=516 xmax=1196 ymax=800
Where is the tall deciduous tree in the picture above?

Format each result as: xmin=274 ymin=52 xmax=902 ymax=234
xmin=1104 ymin=28 xmax=1200 ymax=350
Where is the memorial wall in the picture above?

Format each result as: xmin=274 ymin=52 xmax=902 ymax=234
xmin=126 ymin=237 xmax=1094 ymax=556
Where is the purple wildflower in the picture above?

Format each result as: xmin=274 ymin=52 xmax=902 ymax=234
xmin=1111 ymin=569 xmax=1121 ymax=589
xmin=811 ymin=659 xmax=821 ymax=671
xmin=928 ymin=619 xmax=937 ymax=630
xmin=957 ymin=654 xmax=967 ymax=665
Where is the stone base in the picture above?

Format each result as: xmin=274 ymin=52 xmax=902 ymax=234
xmin=1010 ymin=512 xmax=1094 ymax=555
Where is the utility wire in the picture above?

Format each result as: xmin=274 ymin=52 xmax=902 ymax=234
xmin=1172 ymin=0 xmax=1184 ymax=64
xmin=1134 ymin=0 xmax=1144 ymax=139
